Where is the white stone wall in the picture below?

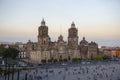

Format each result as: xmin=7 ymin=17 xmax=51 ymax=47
xmin=18 ymin=51 xmax=26 ymax=59
xmin=30 ymin=51 xmax=41 ymax=63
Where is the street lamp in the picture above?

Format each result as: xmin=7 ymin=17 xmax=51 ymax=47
xmin=27 ymin=57 xmax=29 ymax=66
xmin=5 ymin=58 xmax=7 ymax=80
xmin=11 ymin=64 xmax=14 ymax=80
xmin=7 ymin=64 xmax=10 ymax=80
xmin=4 ymin=57 xmax=15 ymax=80
xmin=25 ymin=73 xmax=28 ymax=80
xmin=17 ymin=65 xmax=20 ymax=80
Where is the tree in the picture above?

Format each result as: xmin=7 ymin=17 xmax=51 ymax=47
xmin=93 ymin=55 xmax=103 ymax=61
xmin=78 ymin=58 xmax=82 ymax=61
xmin=0 ymin=44 xmax=6 ymax=56
xmin=53 ymin=59 xmax=57 ymax=62
xmin=48 ymin=59 xmax=52 ymax=63
xmin=72 ymin=58 xmax=79 ymax=62
xmin=103 ymin=55 xmax=111 ymax=60
xmin=3 ymin=47 xmax=19 ymax=59
xmin=59 ymin=59 xmax=63 ymax=62
xmin=41 ymin=59 xmax=46 ymax=63
xmin=63 ymin=58 xmax=67 ymax=62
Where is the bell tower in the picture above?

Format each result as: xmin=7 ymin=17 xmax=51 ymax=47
xmin=38 ymin=19 xmax=51 ymax=46
xmin=68 ymin=22 xmax=78 ymax=49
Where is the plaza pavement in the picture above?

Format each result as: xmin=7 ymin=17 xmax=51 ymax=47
xmin=0 ymin=61 xmax=120 ymax=80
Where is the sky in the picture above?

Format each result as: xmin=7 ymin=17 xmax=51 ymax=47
xmin=0 ymin=0 xmax=120 ymax=47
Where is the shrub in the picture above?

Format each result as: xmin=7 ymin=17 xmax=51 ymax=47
xmin=103 ymin=55 xmax=111 ymax=60
xmin=48 ymin=59 xmax=52 ymax=63
xmin=93 ymin=55 xmax=103 ymax=61
xmin=59 ymin=59 xmax=63 ymax=62
xmin=41 ymin=59 xmax=46 ymax=63
xmin=63 ymin=58 xmax=67 ymax=62
xmin=72 ymin=58 xmax=79 ymax=62
xmin=53 ymin=59 xmax=58 ymax=62
xmin=78 ymin=58 xmax=82 ymax=61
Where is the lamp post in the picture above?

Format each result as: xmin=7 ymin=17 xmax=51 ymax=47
xmin=27 ymin=57 xmax=29 ymax=67
xmin=17 ymin=65 xmax=20 ymax=80
xmin=25 ymin=73 xmax=27 ymax=80
xmin=46 ymin=66 xmax=48 ymax=80
xmin=7 ymin=64 xmax=10 ymax=80
xmin=11 ymin=64 xmax=14 ymax=80
xmin=5 ymin=58 xmax=7 ymax=80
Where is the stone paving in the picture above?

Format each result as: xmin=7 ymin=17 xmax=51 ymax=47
xmin=0 ymin=61 xmax=120 ymax=80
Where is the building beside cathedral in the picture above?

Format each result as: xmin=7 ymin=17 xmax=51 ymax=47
xmin=26 ymin=19 xmax=98 ymax=63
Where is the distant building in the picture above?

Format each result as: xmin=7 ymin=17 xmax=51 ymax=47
xmin=18 ymin=44 xmax=27 ymax=59
xmin=88 ymin=41 xmax=98 ymax=58
xmin=116 ymin=49 xmax=120 ymax=58
xmin=100 ymin=46 xmax=120 ymax=58
xmin=26 ymin=19 xmax=98 ymax=63
xmin=8 ymin=43 xmax=27 ymax=59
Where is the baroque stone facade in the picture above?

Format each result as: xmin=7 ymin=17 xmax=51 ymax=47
xmin=26 ymin=19 xmax=98 ymax=63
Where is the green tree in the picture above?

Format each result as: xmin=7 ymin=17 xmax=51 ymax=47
xmin=0 ymin=44 xmax=6 ymax=56
xmin=63 ymin=58 xmax=67 ymax=62
xmin=93 ymin=55 xmax=103 ymax=61
xmin=53 ymin=59 xmax=57 ymax=62
xmin=48 ymin=59 xmax=52 ymax=63
xmin=41 ymin=59 xmax=46 ymax=63
xmin=59 ymin=59 xmax=63 ymax=62
xmin=72 ymin=58 xmax=79 ymax=62
xmin=3 ymin=47 xmax=19 ymax=59
xmin=103 ymin=55 xmax=111 ymax=60
xmin=78 ymin=58 xmax=82 ymax=61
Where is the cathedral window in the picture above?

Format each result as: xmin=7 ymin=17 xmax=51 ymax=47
xmin=60 ymin=55 xmax=62 ymax=59
xmin=60 ymin=47 xmax=63 ymax=50
xmin=44 ymin=40 xmax=45 ymax=44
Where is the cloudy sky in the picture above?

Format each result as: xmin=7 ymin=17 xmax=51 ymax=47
xmin=0 ymin=0 xmax=120 ymax=46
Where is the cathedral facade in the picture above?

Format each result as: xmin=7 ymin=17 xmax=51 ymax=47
xmin=26 ymin=19 xmax=98 ymax=63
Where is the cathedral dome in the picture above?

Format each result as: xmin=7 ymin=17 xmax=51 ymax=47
xmin=58 ymin=35 xmax=63 ymax=41
xmin=80 ymin=37 xmax=88 ymax=46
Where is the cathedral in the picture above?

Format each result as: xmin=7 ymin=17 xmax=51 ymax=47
xmin=26 ymin=19 xmax=98 ymax=63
